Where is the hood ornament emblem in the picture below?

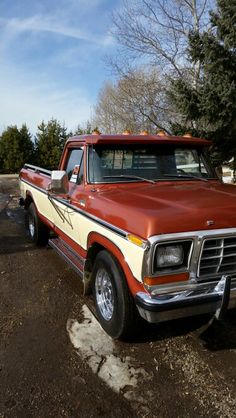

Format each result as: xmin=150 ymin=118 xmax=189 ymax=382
xmin=206 ymin=220 xmax=215 ymax=226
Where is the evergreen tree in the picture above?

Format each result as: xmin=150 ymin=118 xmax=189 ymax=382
xmin=19 ymin=124 xmax=35 ymax=164
xmin=170 ymin=0 xmax=236 ymax=167
xmin=74 ymin=121 xmax=92 ymax=135
xmin=74 ymin=124 xmax=84 ymax=135
xmin=0 ymin=124 xmax=34 ymax=173
xmin=35 ymin=119 xmax=69 ymax=169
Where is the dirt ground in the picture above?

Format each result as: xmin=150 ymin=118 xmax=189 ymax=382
xmin=1 ymin=176 xmax=236 ymax=418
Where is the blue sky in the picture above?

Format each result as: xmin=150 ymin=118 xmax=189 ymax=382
xmin=0 ymin=0 xmax=121 ymax=133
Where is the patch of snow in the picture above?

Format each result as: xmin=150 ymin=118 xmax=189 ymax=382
xmin=67 ymin=305 xmax=150 ymax=396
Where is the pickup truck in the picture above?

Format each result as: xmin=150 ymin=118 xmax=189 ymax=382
xmin=19 ymin=131 xmax=236 ymax=338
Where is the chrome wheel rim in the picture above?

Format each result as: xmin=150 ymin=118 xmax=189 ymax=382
xmin=95 ymin=268 xmax=114 ymax=321
xmin=29 ymin=215 xmax=35 ymax=238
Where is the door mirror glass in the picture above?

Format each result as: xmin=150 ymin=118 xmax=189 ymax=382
xmin=65 ymin=148 xmax=84 ymax=181
xmin=70 ymin=164 xmax=80 ymax=183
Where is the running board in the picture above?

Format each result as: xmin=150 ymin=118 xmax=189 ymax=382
xmin=48 ymin=237 xmax=84 ymax=279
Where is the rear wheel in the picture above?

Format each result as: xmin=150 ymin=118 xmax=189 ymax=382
xmin=26 ymin=202 xmax=49 ymax=245
xmin=92 ymin=250 xmax=138 ymax=339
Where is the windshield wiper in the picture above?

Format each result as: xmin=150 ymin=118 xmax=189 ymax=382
xmin=163 ymin=174 xmax=208 ymax=182
xmin=103 ymin=175 xmax=155 ymax=184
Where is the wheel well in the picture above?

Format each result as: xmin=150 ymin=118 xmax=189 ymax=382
xmin=84 ymin=243 xmax=104 ymax=294
xmin=87 ymin=243 xmax=105 ymax=265
xmin=83 ymin=240 xmax=131 ymax=297
xmin=24 ymin=193 xmax=33 ymax=209
xmin=84 ymin=242 xmax=130 ymax=295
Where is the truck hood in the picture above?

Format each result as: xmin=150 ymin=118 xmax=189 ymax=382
xmin=89 ymin=180 xmax=236 ymax=238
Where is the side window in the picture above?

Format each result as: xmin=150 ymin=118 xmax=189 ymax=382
xmin=175 ymin=149 xmax=208 ymax=176
xmin=65 ymin=148 xmax=83 ymax=182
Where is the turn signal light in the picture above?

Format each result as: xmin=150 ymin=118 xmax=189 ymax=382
xmin=157 ymin=130 xmax=167 ymax=136
xmin=126 ymin=234 xmax=146 ymax=248
xmin=140 ymin=130 xmax=149 ymax=135
xmin=144 ymin=272 xmax=189 ymax=286
xmin=123 ymin=129 xmax=132 ymax=135
xmin=183 ymin=133 xmax=192 ymax=138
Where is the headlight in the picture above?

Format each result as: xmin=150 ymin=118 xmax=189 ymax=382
xmin=153 ymin=240 xmax=193 ymax=273
xmin=156 ymin=245 xmax=184 ymax=268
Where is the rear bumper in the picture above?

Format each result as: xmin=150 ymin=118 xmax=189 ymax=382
xmin=135 ymin=275 xmax=236 ymax=323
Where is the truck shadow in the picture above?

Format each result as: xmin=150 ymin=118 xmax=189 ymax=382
xmin=129 ymin=310 xmax=236 ymax=351
xmin=197 ymin=310 xmax=236 ymax=351
xmin=0 ymin=208 xmax=36 ymax=255
xmin=0 ymin=234 xmax=37 ymax=255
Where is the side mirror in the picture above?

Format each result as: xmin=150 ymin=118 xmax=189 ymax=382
xmin=47 ymin=170 xmax=69 ymax=194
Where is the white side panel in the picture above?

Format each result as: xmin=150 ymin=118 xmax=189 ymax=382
xmin=20 ymin=180 xmax=54 ymax=223
xmin=21 ymin=181 xmax=144 ymax=282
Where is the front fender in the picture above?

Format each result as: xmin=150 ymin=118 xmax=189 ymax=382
xmin=87 ymin=232 xmax=145 ymax=296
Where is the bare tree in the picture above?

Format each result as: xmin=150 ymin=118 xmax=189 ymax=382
xmin=93 ymin=68 xmax=174 ymax=133
xmin=110 ymin=0 xmax=214 ymax=83
xmin=93 ymin=83 xmax=122 ymax=134
xmin=94 ymin=0 xmax=215 ymax=134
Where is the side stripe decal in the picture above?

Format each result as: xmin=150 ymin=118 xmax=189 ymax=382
xmin=21 ymin=178 xmax=128 ymax=239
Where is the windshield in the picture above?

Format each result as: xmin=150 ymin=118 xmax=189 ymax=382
xmin=88 ymin=144 xmax=216 ymax=183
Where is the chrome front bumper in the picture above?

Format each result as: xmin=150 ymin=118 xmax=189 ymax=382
xmin=135 ymin=275 xmax=236 ymax=323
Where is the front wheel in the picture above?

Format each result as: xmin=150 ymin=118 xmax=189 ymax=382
xmin=26 ymin=202 xmax=49 ymax=245
xmin=92 ymin=250 xmax=138 ymax=339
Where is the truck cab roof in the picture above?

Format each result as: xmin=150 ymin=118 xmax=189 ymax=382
xmin=66 ymin=133 xmax=211 ymax=147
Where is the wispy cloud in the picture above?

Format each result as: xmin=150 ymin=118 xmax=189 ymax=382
xmin=0 ymin=14 xmax=113 ymax=46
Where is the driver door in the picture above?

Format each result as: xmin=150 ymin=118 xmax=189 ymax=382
xmin=50 ymin=146 xmax=86 ymax=246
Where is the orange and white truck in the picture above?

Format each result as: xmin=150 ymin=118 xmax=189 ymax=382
xmin=19 ymin=132 xmax=236 ymax=338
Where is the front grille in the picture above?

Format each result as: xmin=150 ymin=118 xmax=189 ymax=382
xmin=198 ymin=236 xmax=236 ymax=278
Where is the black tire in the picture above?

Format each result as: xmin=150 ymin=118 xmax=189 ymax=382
xmin=26 ymin=202 xmax=49 ymax=245
xmin=92 ymin=250 xmax=138 ymax=339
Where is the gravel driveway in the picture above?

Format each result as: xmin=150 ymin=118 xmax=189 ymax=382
xmin=1 ymin=176 xmax=236 ymax=418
